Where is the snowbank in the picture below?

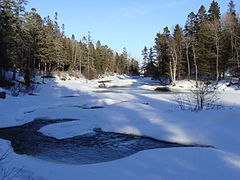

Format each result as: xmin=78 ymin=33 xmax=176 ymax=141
xmin=0 ymin=75 xmax=240 ymax=179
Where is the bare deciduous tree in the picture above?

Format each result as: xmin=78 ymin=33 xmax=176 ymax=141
xmin=192 ymin=40 xmax=198 ymax=87
xmin=184 ymin=36 xmax=192 ymax=80
xmin=169 ymin=38 xmax=178 ymax=84
xmin=174 ymin=81 xmax=220 ymax=112
xmin=208 ymin=21 xmax=221 ymax=81
xmin=222 ymin=13 xmax=239 ymax=68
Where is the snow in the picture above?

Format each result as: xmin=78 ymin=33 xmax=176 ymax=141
xmin=1 ymin=75 xmax=240 ymax=179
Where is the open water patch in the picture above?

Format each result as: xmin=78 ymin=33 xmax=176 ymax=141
xmin=93 ymin=90 xmax=122 ymax=93
xmin=61 ymin=95 xmax=81 ymax=98
xmin=72 ymin=105 xmax=104 ymax=109
xmin=0 ymin=119 xmax=212 ymax=165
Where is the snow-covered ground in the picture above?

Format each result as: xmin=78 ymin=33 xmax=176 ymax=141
xmin=0 ymin=75 xmax=240 ymax=180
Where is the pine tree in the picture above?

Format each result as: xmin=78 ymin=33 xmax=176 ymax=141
xmin=0 ymin=0 xmax=17 ymax=80
xmin=141 ymin=46 xmax=148 ymax=73
xmin=196 ymin=5 xmax=208 ymax=29
xmin=184 ymin=12 xmax=197 ymax=80
xmin=155 ymin=27 xmax=171 ymax=77
xmin=173 ymin=24 xmax=184 ymax=79
xmin=82 ymin=31 xmax=96 ymax=79
xmin=144 ymin=47 xmax=156 ymax=77
xmin=184 ymin=12 xmax=197 ymax=36
xmin=207 ymin=1 xmax=221 ymax=80
xmin=129 ymin=59 xmax=139 ymax=75
xmin=195 ymin=5 xmax=212 ymax=77
xmin=228 ymin=0 xmax=236 ymax=16
xmin=53 ymin=12 xmax=65 ymax=71
xmin=122 ymin=47 xmax=129 ymax=74
xmin=208 ymin=1 xmax=221 ymax=22
xmin=24 ymin=8 xmax=44 ymax=70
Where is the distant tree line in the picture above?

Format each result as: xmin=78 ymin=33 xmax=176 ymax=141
xmin=0 ymin=0 xmax=139 ymax=85
xmin=142 ymin=0 xmax=240 ymax=84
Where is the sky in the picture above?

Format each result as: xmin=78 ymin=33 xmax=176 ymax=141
xmin=26 ymin=0 xmax=240 ymax=62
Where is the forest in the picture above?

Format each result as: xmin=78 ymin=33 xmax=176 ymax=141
xmin=1 ymin=0 xmax=240 ymax=87
xmin=0 ymin=0 xmax=140 ymax=86
xmin=142 ymin=0 xmax=240 ymax=84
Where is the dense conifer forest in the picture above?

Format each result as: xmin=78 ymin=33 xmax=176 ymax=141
xmin=142 ymin=0 xmax=240 ymax=84
xmin=1 ymin=0 xmax=240 ymax=87
xmin=0 ymin=0 xmax=140 ymax=85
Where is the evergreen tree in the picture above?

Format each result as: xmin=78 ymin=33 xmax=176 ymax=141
xmin=121 ymin=47 xmax=129 ymax=74
xmin=141 ymin=46 xmax=148 ymax=70
xmin=24 ymin=8 xmax=44 ymax=70
xmin=155 ymin=27 xmax=171 ymax=77
xmin=184 ymin=12 xmax=197 ymax=80
xmin=53 ymin=12 xmax=65 ymax=71
xmin=0 ymin=0 xmax=16 ymax=80
xmin=184 ymin=12 xmax=197 ymax=36
xmin=129 ymin=59 xmax=140 ymax=75
xmin=173 ymin=24 xmax=184 ymax=79
xmin=208 ymin=1 xmax=221 ymax=22
xmin=207 ymin=1 xmax=222 ymax=80
xmin=228 ymin=0 xmax=236 ymax=15
xmin=195 ymin=5 xmax=212 ymax=77
xmin=144 ymin=47 xmax=156 ymax=77
xmin=196 ymin=5 xmax=208 ymax=28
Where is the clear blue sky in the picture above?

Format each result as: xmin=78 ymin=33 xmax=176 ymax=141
xmin=26 ymin=0 xmax=240 ymax=62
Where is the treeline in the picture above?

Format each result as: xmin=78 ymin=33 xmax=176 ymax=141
xmin=0 ymin=0 xmax=139 ymax=85
xmin=142 ymin=0 xmax=240 ymax=84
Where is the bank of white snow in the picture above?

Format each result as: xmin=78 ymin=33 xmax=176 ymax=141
xmin=0 ymin=75 xmax=240 ymax=180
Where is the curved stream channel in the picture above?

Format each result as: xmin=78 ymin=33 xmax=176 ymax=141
xmin=0 ymin=119 xmax=211 ymax=165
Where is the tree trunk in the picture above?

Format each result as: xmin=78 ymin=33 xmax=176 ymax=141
xmin=169 ymin=61 xmax=173 ymax=83
xmin=234 ymin=38 xmax=239 ymax=68
xmin=216 ymin=41 xmax=219 ymax=81
xmin=186 ymin=44 xmax=191 ymax=80
xmin=79 ymin=50 xmax=82 ymax=74
xmin=44 ymin=63 xmax=47 ymax=73
xmin=12 ymin=67 xmax=16 ymax=80
xmin=170 ymin=42 xmax=178 ymax=84
xmin=74 ymin=46 xmax=78 ymax=70
xmin=192 ymin=44 xmax=198 ymax=87
xmin=0 ymin=68 xmax=5 ymax=81
xmin=38 ymin=61 xmax=41 ymax=71
xmin=57 ymin=59 xmax=60 ymax=71
xmin=33 ymin=57 xmax=36 ymax=71
xmin=231 ymin=32 xmax=234 ymax=63
xmin=237 ymin=49 xmax=239 ymax=68
xmin=87 ymin=48 xmax=90 ymax=79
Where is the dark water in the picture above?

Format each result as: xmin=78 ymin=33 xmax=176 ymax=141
xmin=0 ymin=119 xmax=211 ymax=165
